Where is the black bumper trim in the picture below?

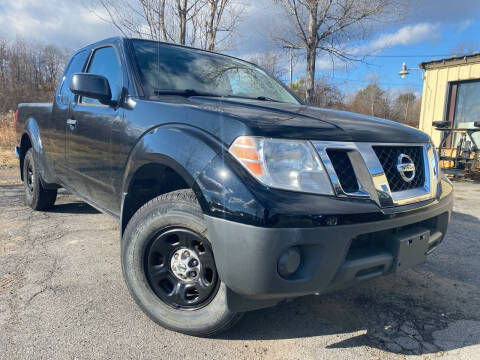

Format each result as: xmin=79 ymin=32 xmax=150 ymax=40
xmin=206 ymin=191 xmax=453 ymax=302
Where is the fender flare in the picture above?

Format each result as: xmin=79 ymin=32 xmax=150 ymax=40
xmin=120 ymin=124 xmax=225 ymax=230
xmin=20 ymin=117 xmax=56 ymax=185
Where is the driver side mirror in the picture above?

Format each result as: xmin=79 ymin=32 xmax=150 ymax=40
xmin=70 ymin=73 xmax=112 ymax=105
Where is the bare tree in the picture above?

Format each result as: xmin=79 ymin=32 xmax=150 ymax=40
xmin=202 ymin=0 xmax=242 ymax=50
xmin=391 ymin=92 xmax=421 ymax=126
xmin=0 ymin=37 xmax=69 ymax=113
xmin=273 ymin=0 xmax=409 ymax=104
xmin=450 ymin=41 xmax=479 ymax=57
xmin=173 ymin=0 xmax=205 ymax=44
xmin=91 ymin=0 xmax=170 ymax=41
xmin=349 ymin=82 xmax=389 ymax=118
xmin=42 ymin=45 xmax=67 ymax=91
xmin=89 ymin=0 xmax=241 ymax=50
xmin=91 ymin=0 xmax=203 ymax=44
xmin=310 ymin=75 xmax=346 ymax=109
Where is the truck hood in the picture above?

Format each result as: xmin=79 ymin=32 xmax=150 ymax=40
xmin=187 ymin=97 xmax=430 ymax=143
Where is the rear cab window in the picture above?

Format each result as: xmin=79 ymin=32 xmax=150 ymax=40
xmin=57 ymin=50 xmax=89 ymax=105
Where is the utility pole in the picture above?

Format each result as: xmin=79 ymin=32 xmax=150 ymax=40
xmin=283 ymin=45 xmax=301 ymax=88
xmin=289 ymin=47 xmax=293 ymax=87
xmin=405 ymin=94 xmax=410 ymax=123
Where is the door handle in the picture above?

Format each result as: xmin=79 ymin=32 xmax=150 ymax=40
xmin=66 ymin=118 xmax=77 ymax=131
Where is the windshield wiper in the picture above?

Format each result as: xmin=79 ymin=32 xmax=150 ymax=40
xmin=153 ymin=90 xmax=283 ymax=103
xmin=153 ymin=89 xmax=222 ymax=97
xmin=256 ymin=96 xmax=282 ymax=103
xmin=224 ymin=94 xmax=282 ymax=103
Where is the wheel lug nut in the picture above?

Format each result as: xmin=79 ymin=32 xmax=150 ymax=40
xmin=174 ymin=253 xmax=179 ymax=259
xmin=183 ymin=250 xmax=190 ymax=258
xmin=189 ymin=259 xmax=198 ymax=267
xmin=189 ymin=271 xmax=197 ymax=278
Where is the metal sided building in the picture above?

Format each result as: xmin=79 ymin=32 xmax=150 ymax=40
xmin=419 ymin=54 xmax=480 ymax=147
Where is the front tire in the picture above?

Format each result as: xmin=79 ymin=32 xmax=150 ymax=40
xmin=121 ymin=189 xmax=242 ymax=336
xmin=23 ymin=149 xmax=57 ymax=210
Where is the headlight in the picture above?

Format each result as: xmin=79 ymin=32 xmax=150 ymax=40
xmin=229 ymin=136 xmax=334 ymax=195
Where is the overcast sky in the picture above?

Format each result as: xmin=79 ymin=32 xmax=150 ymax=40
xmin=1 ymin=0 xmax=480 ymax=95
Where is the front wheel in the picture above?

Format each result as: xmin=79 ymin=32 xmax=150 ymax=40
xmin=121 ymin=189 xmax=242 ymax=336
xmin=23 ymin=149 xmax=57 ymax=210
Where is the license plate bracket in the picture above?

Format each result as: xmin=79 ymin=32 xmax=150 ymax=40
xmin=389 ymin=229 xmax=430 ymax=272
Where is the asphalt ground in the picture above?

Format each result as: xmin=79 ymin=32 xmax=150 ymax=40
xmin=1 ymin=166 xmax=480 ymax=359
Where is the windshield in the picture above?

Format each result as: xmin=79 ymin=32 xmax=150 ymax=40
xmin=130 ymin=39 xmax=300 ymax=105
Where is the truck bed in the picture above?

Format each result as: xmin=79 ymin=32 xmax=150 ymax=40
xmin=16 ymin=102 xmax=53 ymax=143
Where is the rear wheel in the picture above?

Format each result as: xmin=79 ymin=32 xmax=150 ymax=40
xmin=121 ymin=189 xmax=242 ymax=336
xmin=23 ymin=149 xmax=57 ymax=210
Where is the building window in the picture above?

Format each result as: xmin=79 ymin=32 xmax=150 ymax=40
xmin=446 ymin=80 xmax=480 ymax=146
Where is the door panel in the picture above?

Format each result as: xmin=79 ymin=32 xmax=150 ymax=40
xmin=65 ymin=45 xmax=123 ymax=213
xmin=49 ymin=50 xmax=89 ymax=180
xmin=66 ymin=104 xmax=119 ymax=208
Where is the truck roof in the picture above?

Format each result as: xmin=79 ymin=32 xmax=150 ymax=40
xmin=75 ymin=36 xmax=231 ymax=58
xmin=73 ymin=36 xmax=261 ymax=74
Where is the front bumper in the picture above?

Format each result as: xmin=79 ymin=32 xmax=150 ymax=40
xmin=206 ymin=185 xmax=453 ymax=305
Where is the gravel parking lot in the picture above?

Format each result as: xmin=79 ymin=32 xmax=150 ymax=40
xmin=1 ymin=167 xmax=479 ymax=359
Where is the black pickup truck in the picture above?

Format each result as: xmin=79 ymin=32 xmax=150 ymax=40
xmin=14 ymin=37 xmax=453 ymax=336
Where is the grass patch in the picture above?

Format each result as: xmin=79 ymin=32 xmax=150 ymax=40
xmin=0 ymin=112 xmax=17 ymax=168
xmin=0 ymin=147 xmax=17 ymax=168
xmin=0 ymin=111 xmax=16 ymax=147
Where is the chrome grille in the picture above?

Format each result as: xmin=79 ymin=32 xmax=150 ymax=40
xmin=312 ymin=141 xmax=437 ymax=207
xmin=373 ymin=146 xmax=425 ymax=192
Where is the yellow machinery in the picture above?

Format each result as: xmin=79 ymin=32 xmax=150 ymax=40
xmin=433 ymin=121 xmax=480 ymax=179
